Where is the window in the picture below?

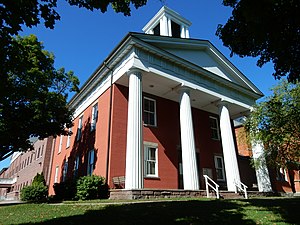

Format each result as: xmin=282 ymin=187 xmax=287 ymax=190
xmin=87 ymin=149 xmax=95 ymax=176
xmin=62 ymin=160 xmax=68 ymax=182
xmin=58 ymin=136 xmax=63 ymax=153
xmin=91 ymin=103 xmax=98 ymax=131
xmin=74 ymin=155 xmax=80 ymax=178
xmin=37 ymin=147 xmax=41 ymax=158
xmin=214 ymin=156 xmax=225 ymax=181
xmin=144 ymin=142 xmax=158 ymax=177
xmin=76 ymin=116 xmax=83 ymax=141
xmin=210 ymin=116 xmax=220 ymax=140
xmin=143 ymin=97 xmax=156 ymax=126
xmin=54 ymin=166 xmax=59 ymax=183
xmin=66 ymin=127 xmax=72 ymax=148
xmin=276 ymin=168 xmax=287 ymax=181
xmin=40 ymin=145 xmax=44 ymax=157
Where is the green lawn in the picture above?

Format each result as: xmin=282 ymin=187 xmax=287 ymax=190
xmin=0 ymin=198 xmax=299 ymax=225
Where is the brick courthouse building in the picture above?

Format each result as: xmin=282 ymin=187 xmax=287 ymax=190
xmin=48 ymin=6 xmax=275 ymax=198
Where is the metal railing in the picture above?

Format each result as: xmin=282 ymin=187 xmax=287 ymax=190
xmin=203 ymin=175 xmax=220 ymax=199
xmin=234 ymin=180 xmax=248 ymax=199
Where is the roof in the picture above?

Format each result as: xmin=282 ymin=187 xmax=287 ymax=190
xmin=69 ymin=32 xmax=263 ymax=111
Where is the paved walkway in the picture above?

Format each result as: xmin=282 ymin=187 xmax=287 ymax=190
xmin=0 ymin=200 xmax=23 ymax=206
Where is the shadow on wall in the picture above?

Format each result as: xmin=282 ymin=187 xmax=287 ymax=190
xmin=56 ymin=117 xmax=98 ymax=185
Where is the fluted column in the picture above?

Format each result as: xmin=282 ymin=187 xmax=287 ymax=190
xmin=179 ymin=87 xmax=199 ymax=190
xmin=252 ymin=142 xmax=272 ymax=192
xmin=125 ymin=69 xmax=143 ymax=189
xmin=218 ymin=101 xmax=241 ymax=191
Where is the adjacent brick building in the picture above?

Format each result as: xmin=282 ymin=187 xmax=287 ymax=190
xmin=0 ymin=137 xmax=54 ymax=200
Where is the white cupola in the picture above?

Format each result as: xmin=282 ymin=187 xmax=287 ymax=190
xmin=142 ymin=6 xmax=192 ymax=38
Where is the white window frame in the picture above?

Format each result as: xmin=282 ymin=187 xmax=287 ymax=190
xmin=62 ymin=160 xmax=68 ymax=182
xmin=144 ymin=142 xmax=158 ymax=177
xmin=91 ymin=103 xmax=98 ymax=131
xmin=74 ymin=155 xmax=80 ymax=178
xmin=87 ymin=149 xmax=95 ymax=176
xmin=214 ymin=155 xmax=226 ymax=182
xmin=66 ymin=127 xmax=72 ymax=148
xmin=76 ymin=115 xmax=83 ymax=141
xmin=143 ymin=97 xmax=157 ymax=126
xmin=54 ymin=166 xmax=59 ymax=183
xmin=209 ymin=116 xmax=220 ymax=140
xmin=276 ymin=167 xmax=288 ymax=181
xmin=58 ymin=136 xmax=63 ymax=154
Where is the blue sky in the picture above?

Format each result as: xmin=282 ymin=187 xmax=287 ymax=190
xmin=0 ymin=0 xmax=280 ymax=170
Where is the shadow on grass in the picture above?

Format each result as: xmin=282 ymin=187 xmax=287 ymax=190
xmin=245 ymin=198 xmax=300 ymax=225
xmin=19 ymin=200 xmax=256 ymax=225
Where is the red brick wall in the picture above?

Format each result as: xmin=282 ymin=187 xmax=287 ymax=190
xmin=108 ymin=84 xmax=224 ymax=189
xmin=48 ymin=87 xmax=111 ymax=195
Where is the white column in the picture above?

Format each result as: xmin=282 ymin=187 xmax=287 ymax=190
xmin=179 ymin=87 xmax=199 ymax=190
xmin=252 ymin=142 xmax=272 ymax=192
xmin=180 ymin=25 xmax=186 ymax=38
xmin=167 ymin=17 xmax=172 ymax=37
xmin=218 ymin=101 xmax=241 ymax=191
xmin=160 ymin=15 xmax=168 ymax=36
xmin=125 ymin=69 xmax=143 ymax=189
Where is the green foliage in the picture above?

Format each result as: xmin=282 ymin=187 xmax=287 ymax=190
xmin=0 ymin=35 xmax=80 ymax=161
xmin=0 ymin=0 xmax=149 ymax=161
xmin=76 ymin=175 xmax=105 ymax=200
xmin=218 ymin=0 xmax=300 ymax=83
xmin=32 ymin=173 xmax=46 ymax=186
xmin=20 ymin=173 xmax=48 ymax=202
xmin=246 ymin=80 xmax=300 ymax=168
xmin=20 ymin=184 xmax=48 ymax=203
xmin=53 ymin=180 xmax=77 ymax=201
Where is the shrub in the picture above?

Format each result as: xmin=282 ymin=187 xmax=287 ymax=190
xmin=20 ymin=173 xmax=48 ymax=203
xmin=53 ymin=180 xmax=77 ymax=201
xmin=20 ymin=183 xmax=48 ymax=202
xmin=76 ymin=175 xmax=105 ymax=200
xmin=32 ymin=173 xmax=46 ymax=186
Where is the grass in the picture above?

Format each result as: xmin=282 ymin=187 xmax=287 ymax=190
xmin=0 ymin=197 xmax=299 ymax=225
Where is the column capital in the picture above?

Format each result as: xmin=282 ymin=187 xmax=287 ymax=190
xmin=126 ymin=68 xmax=143 ymax=77
xmin=216 ymin=100 xmax=230 ymax=108
xmin=178 ymin=85 xmax=194 ymax=95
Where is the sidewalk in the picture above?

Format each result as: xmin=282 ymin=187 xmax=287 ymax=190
xmin=0 ymin=200 xmax=23 ymax=206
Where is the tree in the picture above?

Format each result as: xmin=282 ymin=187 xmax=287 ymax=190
xmin=0 ymin=0 xmax=148 ymax=161
xmin=246 ymin=80 xmax=300 ymax=170
xmin=0 ymin=35 xmax=79 ymax=161
xmin=217 ymin=0 xmax=300 ymax=83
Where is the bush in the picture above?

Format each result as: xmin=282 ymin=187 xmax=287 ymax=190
xmin=20 ymin=183 xmax=48 ymax=202
xmin=32 ymin=173 xmax=46 ymax=186
xmin=20 ymin=173 xmax=48 ymax=203
xmin=53 ymin=180 xmax=77 ymax=201
xmin=76 ymin=175 xmax=105 ymax=200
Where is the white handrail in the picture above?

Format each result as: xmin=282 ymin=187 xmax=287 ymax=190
xmin=234 ymin=180 xmax=248 ymax=199
xmin=203 ymin=175 xmax=220 ymax=199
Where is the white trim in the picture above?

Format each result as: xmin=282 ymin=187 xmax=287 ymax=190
xmin=54 ymin=166 xmax=59 ymax=183
xmin=209 ymin=116 xmax=220 ymax=140
xmin=144 ymin=142 xmax=159 ymax=178
xmin=58 ymin=136 xmax=63 ymax=154
xmin=214 ymin=155 xmax=226 ymax=182
xmin=143 ymin=97 xmax=157 ymax=127
xmin=91 ymin=103 xmax=98 ymax=131
xmin=76 ymin=115 xmax=83 ymax=141
xmin=66 ymin=127 xmax=72 ymax=148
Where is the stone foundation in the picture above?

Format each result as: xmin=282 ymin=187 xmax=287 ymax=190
xmin=109 ymin=189 xmax=207 ymax=200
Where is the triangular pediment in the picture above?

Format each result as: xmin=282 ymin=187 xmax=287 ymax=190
xmin=131 ymin=33 xmax=262 ymax=96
